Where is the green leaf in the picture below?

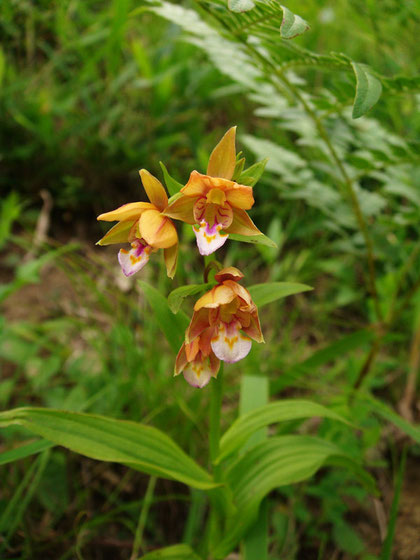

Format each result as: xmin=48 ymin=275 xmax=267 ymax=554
xmin=168 ymin=283 xmax=212 ymax=314
xmin=228 ymin=436 xmax=350 ymax=507
xmin=0 ymin=408 xmax=217 ymax=490
xmin=380 ymin=448 xmax=407 ymax=560
xmin=238 ymin=158 xmax=268 ymax=187
xmin=273 ymin=329 xmax=374 ymax=391
xmin=140 ymin=544 xmax=202 ymax=559
xmin=366 ymin=396 xmax=420 ymax=444
xmin=232 ymin=156 xmax=246 ymax=182
xmin=280 ymin=6 xmax=310 ymax=39
xmin=0 ymin=449 xmax=50 ymax=551
xmin=159 ymin=161 xmax=184 ymax=196
xmin=351 ymin=62 xmax=383 ymax=119
xmin=248 ymin=282 xmax=312 ymax=308
xmin=139 ymin=281 xmax=189 ymax=354
xmin=333 ymin=521 xmax=365 ymax=555
xmin=213 ymin=436 xmax=362 ymax=557
xmin=228 ymin=232 xmax=277 ymax=249
xmin=0 ymin=47 xmax=5 ymax=89
xmin=217 ymin=400 xmax=350 ymax=463
xmin=0 ymin=439 xmax=53 ymax=466
xmin=228 ymin=0 xmax=255 ymax=13
xmin=239 ymin=375 xmax=269 ymax=560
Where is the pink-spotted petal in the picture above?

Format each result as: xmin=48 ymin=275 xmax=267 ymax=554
xmin=118 ymin=242 xmax=151 ymax=277
xmin=193 ymin=221 xmax=228 ymax=256
xmin=211 ymin=320 xmax=252 ymax=363
xmin=183 ymin=360 xmax=213 ymax=389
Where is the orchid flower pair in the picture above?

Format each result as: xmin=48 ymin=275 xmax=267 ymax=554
xmin=97 ymin=127 xmax=261 ymax=278
xmin=96 ymin=127 xmax=265 ymax=388
xmin=175 ymin=267 xmax=264 ymax=388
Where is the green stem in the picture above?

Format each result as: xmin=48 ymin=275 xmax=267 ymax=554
xmin=130 ymin=476 xmax=157 ymax=560
xmin=209 ymin=363 xmax=224 ymax=467
xmin=206 ymin=365 xmax=224 ymax=560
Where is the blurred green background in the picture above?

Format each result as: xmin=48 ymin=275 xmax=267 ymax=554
xmin=1 ymin=0 xmax=420 ymax=558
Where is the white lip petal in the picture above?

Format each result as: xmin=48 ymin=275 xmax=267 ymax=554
xmin=193 ymin=221 xmax=228 ymax=256
xmin=211 ymin=321 xmax=252 ymax=363
xmin=118 ymin=243 xmax=150 ymax=277
xmin=183 ymin=361 xmax=213 ymax=388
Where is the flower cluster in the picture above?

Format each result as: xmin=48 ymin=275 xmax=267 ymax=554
xmin=175 ymin=267 xmax=264 ymax=388
xmin=163 ymin=128 xmax=261 ymax=256
xmin=97 ymin=169 xmax=178 ymax=278
xmin=97 ymin=127 xmax=265 ymax=387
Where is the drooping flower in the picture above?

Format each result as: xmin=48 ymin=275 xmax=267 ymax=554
xmin=175 ymin=267 xmax=264 ymax=387
xmin=163 ymin=127 xmax=262 ymax=256
xmin=175 ymin=328 xmax=220 ymax=389
xmin=97 ymin=169 xmax=178 ymax=278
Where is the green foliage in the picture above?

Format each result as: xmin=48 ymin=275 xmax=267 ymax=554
xmin=0 ymin=439 xmax=53 ymax=466
xmin=218 ymin=400 xmax=350 ymax=463
xmin=1 ymin=0 xmax=420 ymax=558
xmin=139 ymin=281 xmax=189 ymax=354
xmin=0 ymin=408 xmax=216 ymax=489
xmin=351 ymin=62 xmax=383 ymax=119
xmin=248 ymin=282 xmax=313 ymax=308
xmin=168 ymin=283 xmax=212 ymax=314
xmin=140 ymin=543 xmax=202 ymax=559
xmin=380 ymin=448 xmax=407 ymax=560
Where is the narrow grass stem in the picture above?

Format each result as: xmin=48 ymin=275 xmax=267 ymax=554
xmin=130 ymin=476 xmax=157 ymax=560
xmin=352 ymin=336 xmax=383 ymax=391
xmin=209 ymin=364 xmax=224 ymax=467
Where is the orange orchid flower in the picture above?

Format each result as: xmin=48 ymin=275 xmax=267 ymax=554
xmin=175 ymin=328 xmax=220 ymax=389
xmin=97 ymin=169 xmax=178 ymax=278
xmin=175 ymin=267 xmax=264 ymax=387
xmin=163 ymin=127 xmax=262 ymax=256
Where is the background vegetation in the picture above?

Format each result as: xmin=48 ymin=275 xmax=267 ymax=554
xmin=1 ymin=0 xmax=420 ymax=558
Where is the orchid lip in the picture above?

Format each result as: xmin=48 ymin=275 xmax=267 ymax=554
xmin=211 ymin=320 xmax=252 ymax=363
xmin=194 ymin=220 xmax=228 ymax=256
xmin=118 ymin=239 xmax=151 ymax=277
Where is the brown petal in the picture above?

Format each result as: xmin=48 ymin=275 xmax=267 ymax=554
xmin=97 ymin=202 xmax=153 ymax=222
xmin=96 ymin=220 xmax=135 ymax=246
xmin=164 ymin=243 xmax=178 ymax=279
xmin=139 ymin=210 xmax=178 ymax=249
xmin=225 ymin=184 xmax=254 ymax=210
xmin=181 ymin=170 xmax=209 ymax=197
xmin=224 ymin=208 xmax=262 ymax=236
xmin=207 ymin=126 xmax=237 ymax=180
xmin=186 ymin=308 xmax=210 ymax=343
xmin=223 ymin=280 xmax=253 ymax=307
xmin=242 ymin=311 xmax=265 ymax=343
xmin=139 ymin=169 xmax=168 ymax=212
xmin=163 ymin=194 xmax=197 ymax=225
xmin=214 ymin=266 xmax=244 ymax=283
xmin=174 ymin=343 xmax=187 ymax=376
xmin=194 ymin=284 xmax=236 ymax=311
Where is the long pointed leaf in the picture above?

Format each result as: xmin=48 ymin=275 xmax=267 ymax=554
xmin=0 ymin=439 xmax=53 ymax=466
xmin=217 ymin=400 xmax=350 ymax=464
xmin=0 ymin=408 xmax=217 ymax=490
xmin=213 ymin=436 xmax=368 ymax=558
xmin=248 ymin=282 xmax=312 ymax=308
xmin=139 ymin=281 xmax=189 ymax=353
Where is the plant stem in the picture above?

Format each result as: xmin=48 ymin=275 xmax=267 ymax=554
xmin=209 ymin=363 xmax=224 ymax=467
xmin=352 ymin=336 xmax=383 ymax=390
xmin=207 ymin=365 xmax=224 ymax=560
xmin=130 ymin=476 xmax=157 ymax=560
